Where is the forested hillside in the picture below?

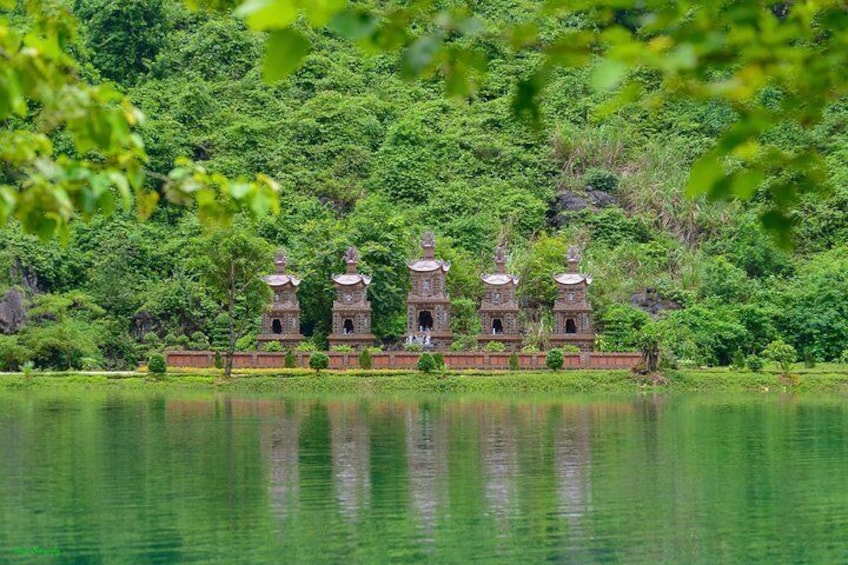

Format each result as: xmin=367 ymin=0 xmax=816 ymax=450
xmin=1 ymin=0 xmax=847 ymax=370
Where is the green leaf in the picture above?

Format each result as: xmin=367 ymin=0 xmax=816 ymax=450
xmin=301 ymin=0 xmax=346 ymax=27
xmin=97 ymin=189 xmax=116 ymax=216
xmin=328 ymin=8 xmax=378 ymax=41
xmin=444 ymin=66 xmax=470 ymax=97
xmin=760 ymin=209 xmax=795 ymax=250
xmin=0 ymin=69 xmax=25 ymax=119
xmin=592 ymin=82 xmax=643 ymax=119
xmin=665 ymin=43 xmax=697 ymax=71
xmin=401 ymin=35 xmax=442 ymax=77
xmin=686 ymin=151 xmax=724 ymax=198
xmin=728 ymin=170 xmax=764 ymax=199
xmin=508 ymin=22 xmax=538 ymax=49
xmin=545 ymin=31 xmax=593 ymax=66
xmin=262 ymin=29 xmax=311 ymax=82
xmin=108 ymin=172 xmax=131 ymax=211
xmin=249 ymin=190 xmax=273 ymax=218
xmin=718 ymin=118 xmax=768 ymax=152
xmin=126 ymin=162 xmax=145 ymax=191
xmin=235 ymin=0 xmax=297 ymax=30
xmin=444 ymin=48 xmax=486 ymax=98
xmin=457 ymin=16 xmax=484 ymax=36
xmin=511 ymin=73 xmax=544 ymax=129
xmin=136 ymin=190 xmax=159 ymax=220
xmin=0 ymin=186 xmax=17 ymax=221
xmin=32 ymin=215 xmax=59 ymax=242
xmin=229 ymin=182 xmax=251 ymax=200
xmin=590 ymin=59 xmax=627 ymax=92
xmin=90 ymin=172 xmax=110 ymax=198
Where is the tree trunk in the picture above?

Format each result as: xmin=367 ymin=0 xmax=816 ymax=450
xmin=636 ymin=340 xmax=660 ymax=374
xmin=224 ymin=328 xmax=235 ymax=378
xmin=645 ymin=345 xmax=659 ymax=372
xmin=224 ymin=275 xmax=236 ymax=379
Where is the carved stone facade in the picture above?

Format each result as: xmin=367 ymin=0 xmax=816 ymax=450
xmin=328 ymin=247 xmax=375 ymax=350
xmin=479 ymin=246 xmax=521 ymax=351
xmin=258 ymin=253 xmax=304 ymax=348
xmin=550 ymin=246 xmax=594 ymax=351
xmin=248 ymin=241 xmax=598 ymax=355
xmin=406 ymin=232 xmax=452 ymax=349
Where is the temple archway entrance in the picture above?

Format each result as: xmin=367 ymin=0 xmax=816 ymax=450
xmin=565 ymin=318 xmax=577 ymax=334
xmin=272 ymin=319 xmax=283 ymax=334
xmin=343 ymin=319 xmax=355 ymax=334
xmin=418 ymin=311 xmax=434 ymax=331
xmin=492 ymin=319 xmax=503 ymax=334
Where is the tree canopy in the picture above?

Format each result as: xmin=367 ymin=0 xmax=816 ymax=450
xmin=3 ymin=0 xmax=847 ymax=240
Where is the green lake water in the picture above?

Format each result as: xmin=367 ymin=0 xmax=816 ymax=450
xmin=1 ymin=391 xmax=848 ymax=563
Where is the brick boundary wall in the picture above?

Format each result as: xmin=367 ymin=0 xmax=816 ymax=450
xmin=165 ymin=351 xmax=642 ymax=371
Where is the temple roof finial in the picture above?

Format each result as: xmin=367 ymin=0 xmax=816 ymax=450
xmin=344 ymin=246 xmax=359 ymax=273
xmin=422 ymin=231 xmax=436 ymax=259
xmin=566 ymin=246 xmax=580 ymax=273
xmin=275 ymin=252 xmax=288 ymax=274
xmin=263 ymin=252 xmax=302 ymax=287
xmin=494 ymin=245 xmax=506 ymax=273
xmin=480 ymin=245 xmax=518 ymax=286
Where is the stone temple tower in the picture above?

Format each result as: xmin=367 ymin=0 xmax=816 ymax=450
xmin=258 ymin=253 xmax=304 ymax=349
xmin=406 ymin=232 xmax=452 ymax=349
xmin=328 ymin=246 xmax=375 ymax=350
xmin=550 ymin=246 xmax=594 ymax=351
xmin=479 ymin=245 xmax=521 ymax=351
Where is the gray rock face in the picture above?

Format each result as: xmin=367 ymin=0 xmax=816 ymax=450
xmin=133 ymin=311 xmax=154 ymax=339
xmin=630 ymin=288 xmax=681 ymax=317
xmin=586 ymin=190 xmax=616 ymax=208
xmin=556 ymin=192 xmax=591 ymax=212
xmin=10 ymin=259 xmax=39 ymax=293
xmin=548 ymin=190 xmax=618 ymax=229
xmin=0 ymin=288 xmax=26 ymax=334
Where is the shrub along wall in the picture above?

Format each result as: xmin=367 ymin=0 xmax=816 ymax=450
xmin=165 ymin=351 xmax=641 ymax=370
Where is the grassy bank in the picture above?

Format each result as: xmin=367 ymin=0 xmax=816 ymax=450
xmin=2 ymin=366 xmax=848 ymax=394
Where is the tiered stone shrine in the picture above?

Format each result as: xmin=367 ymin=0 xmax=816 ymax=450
xmin=328 ymin=247 xmax=375 ymax=350
xmin=258 ymin=253 xmax=304 ymax=348
xmin=253 ymin=239 xmax=597 ymax=354
xmin=550 ymin=246 xmax=594 ymax=351
xmin=479 ymin=246 xmax=521 ymax=351
xmin=406 ymin=232 xmax=452 ymax=349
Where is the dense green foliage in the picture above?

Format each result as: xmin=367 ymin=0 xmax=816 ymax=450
xmin=195 ymin=227 xmax=273 ymax=376
xmin=432 ymin=352 xmax=445 ymax=371
xmin=417 ymin=352 xmax=436 ymax=373
xmin=746 ymin=355 xmax=764 ymax=373
xmin=546 ymin=349 xmax=564 ymax=371
xmin=0 ymin=1 xmax=279 ymax=238
xmin=1 ymin=1 xmax=848 ymax=371
xmin=308 ymin=352 xmax=329 ymax=372
xmin=147 ymin=352 xmax=166 ymax=375
xmin=509 ymin=351 xmax=519 ymax=371
xmin=358 ymin=347 xmax=372 ymax=370
xmin=74 ymin=0 xmax=168 ymax=83
xmin=762 ymin=339 xmax=797 ymax=376
xmin=261 ymin=341 xmax=282 ymax=352
xmin=284 ymin=349 xmax=296 ymax=368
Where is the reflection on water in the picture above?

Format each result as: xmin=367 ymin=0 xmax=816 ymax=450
xmin=2 ymin=391 xmax=848 ymax=563
xmin=480 ymin=405 xmax=518 ymax=534
xmin=266 ymin=400 xmax=300 ymax=521
xmin=329 ymin=401 xmax=370 ymax=522
xmin=555 ymin=404 xmax=592 ymax=561
xmin=405 ymin=402 xmax=447 ymax=541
